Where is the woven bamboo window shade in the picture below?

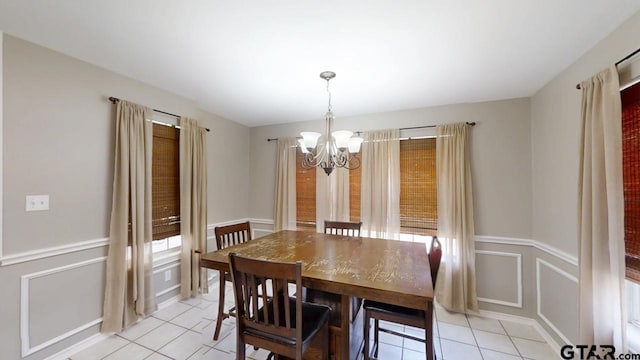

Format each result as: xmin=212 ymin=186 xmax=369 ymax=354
xmin=623 ymin=82 xmax=640 ymax=283
xmin=399 ymin=138 xmax=437 ymax=235
xmin=296 ymin=148 xmax=316 ymax=228
xmin=152 ymin=123 xmax=180 ymax=240
xmin=349 ymin=153 xmax=361 ymax=222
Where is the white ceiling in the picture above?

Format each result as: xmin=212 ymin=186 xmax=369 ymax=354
xmin=0 ymin=1 xmax=639 ymax=127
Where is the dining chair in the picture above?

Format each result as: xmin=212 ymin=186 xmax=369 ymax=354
xmin=212 ymin=221 xmax=252 ymax=340
xmin=324 ymin=220 xmax=363 ymax=237
xmin=363 ymin=236 xmax=442 ymax=360
xmin=305 ymin=220 xmax=364 ymax=325
xmin=228 ymin=252 xmax=331 ymax=360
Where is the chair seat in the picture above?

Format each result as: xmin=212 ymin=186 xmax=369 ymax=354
xmin=363 ymin=299 xmax=425 ymax=321
xmin=250 ymin=297 xmax=332 ymax=346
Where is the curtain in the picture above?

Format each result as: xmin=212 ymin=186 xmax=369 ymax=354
xmin=180 ymin=117 xmax=208 ymax=298
xmin=102 ymin=100 xmax=156 ymax=333
xmin=274 ymin=137 xmax=297 ymax=231
xmin=435 ymin=122 xmax=478 ymax=313
xmin=360 ymin=129 xmax=400 ymax=239
xmin=316 ymin=166 xmax=350 ymax=232
xmin=578 ymin=66 xmax=626 ymax=351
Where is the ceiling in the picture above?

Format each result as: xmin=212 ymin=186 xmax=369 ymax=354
xmin=1 ymin=1 xmax=639 ymax=127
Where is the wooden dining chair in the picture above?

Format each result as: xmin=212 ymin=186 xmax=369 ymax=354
xmin=305 ymin=220 xmax=364 ymax=325
xmin=324 ymin=220 xmax=363 ymax=237
xmin=228 ymin=252 xmax=331 ymax=360
xmin=212 ymin=221 xmax=252 ymax=341
xmin=363 ymin=236 xmax=442 ymax=360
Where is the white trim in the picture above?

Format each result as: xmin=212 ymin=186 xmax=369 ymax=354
xmin=156 ymin=284 xmax=181 ymax=297
xmin=1 ymin=237 xmax=109 ymax=266
xmin=478 ymin=309 xmax=562 ymax=355
xmin=475 ymin=250 xmax=522 ymax=308
xmin=43 ymin=291 xmax=185 ymax=360
xmin=476 ymin=235 xmax=578 ymax=266
xmin=153 ymin=250 xmax=181 ymax=268
xmin=249 ymin=218 xmax=275 ymax=225
xmin=536 ymin=257 xmax=578 ymax=347
xmin=152 ymin=262 xmax=180 ymax=275
xmin=20 ymin=257 xmax=107 ymax=357
xmin=0 ymin=31 xmax=4 ymax=260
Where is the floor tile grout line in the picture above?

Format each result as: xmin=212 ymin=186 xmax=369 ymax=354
xmin=463 ymin=313 xmax=485 ymax=360
xmin=499 ymin=319 xmax=525 ymax=359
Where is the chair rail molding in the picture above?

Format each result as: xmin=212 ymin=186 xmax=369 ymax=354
xmin=475 ymin=235 xmax=578 ymax=266
xmin=0 ymin=237 xmax=109 ymax=266
xmin=20 ymin=257 xmax=107 ymax=357
xmin=0 ymin=31 xmax=4 ymax=260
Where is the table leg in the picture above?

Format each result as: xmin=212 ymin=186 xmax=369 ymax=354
xmin=341 ymin=294 xmax=350 ymax=360
xmin=425 ymin=300 xmax=434 ymax=360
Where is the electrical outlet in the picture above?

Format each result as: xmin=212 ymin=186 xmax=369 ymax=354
xmin=26 ymin=195 xmax=50 ymax=211
xmin=164 ymin=270 xmax=171 ymax=281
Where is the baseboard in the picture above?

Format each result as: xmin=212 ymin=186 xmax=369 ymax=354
xmin=478 ymin=309 xmax=562 ymax=355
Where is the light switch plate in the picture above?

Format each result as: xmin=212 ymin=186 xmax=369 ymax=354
xmin=26 ymin=195 xmax=49 ymax=211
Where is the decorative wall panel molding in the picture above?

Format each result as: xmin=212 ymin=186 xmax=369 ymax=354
xmin=475 ymin=250 xmax=523 ymax=308
xmin=20 ymin=257 xmax=107 ymax=357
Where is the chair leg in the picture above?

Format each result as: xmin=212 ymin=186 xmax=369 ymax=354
xmin=321 ymin=321 xmax=329 ymax=360
xmin=373 ymin=318 xmax=379 ymax=359
xmin=364 ymin=310 xmax=371 ymax=360
xmin=236 ymin=335 xmax=245 ymax=359
xmin=213 ymin=273 xmax=227 ymax=340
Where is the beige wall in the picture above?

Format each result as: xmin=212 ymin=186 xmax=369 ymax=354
xmin=530 ymin=10 xmax=640 ymax=347
xmin=0 ymin=34 xmax=249 ymax=359
xmin=249 ymin=98 xmax=533 ymax=239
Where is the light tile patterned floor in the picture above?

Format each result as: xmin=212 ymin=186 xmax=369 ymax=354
xmin=68 ymin=283 xmax=559 ymax=360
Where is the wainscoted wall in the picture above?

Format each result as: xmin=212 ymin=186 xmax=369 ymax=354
xmin=475 ymin=236 xmax=578 ymax=350
xmin=0 ymin=33 xmax=250 ymax=360
xmin=0 ymin=218 xmax=255 ymax=360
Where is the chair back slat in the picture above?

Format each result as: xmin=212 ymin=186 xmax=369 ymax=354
xmin=229 ymin=253 xmax=301 ymax=341
xmin=215 ymin=221 xmax=252 ymax=250
xmin=324 ymin=220 xmax=363 ymax=237
xmin=429 ymin=236 xmax=443 ymax=287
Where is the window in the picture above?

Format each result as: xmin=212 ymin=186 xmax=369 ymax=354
xmin=623 ymin=82 xmax=640 ymax=282
xmin=152 ymin=123 xmax=181 ymax=251
xmin=296 ymin=148 xmax=316 ymax=231
xmin=295 ymin=137 xmax=437 ymax=238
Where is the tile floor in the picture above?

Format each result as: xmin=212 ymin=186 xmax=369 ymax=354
xmin=68 ymin=282 xmax=559 ymax=360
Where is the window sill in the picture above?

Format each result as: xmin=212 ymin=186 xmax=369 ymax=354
xmin=153 ymin=249 xmax=181 ymax=267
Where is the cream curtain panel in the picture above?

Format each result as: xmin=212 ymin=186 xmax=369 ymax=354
xmin=274 ymin=137 xmax=297 ymax=231
xmin=435 ymin=122 xmax=478 ymax=313
xmin=578 ymin=66 xmax=626 ymax=351
xmin=360 ymin=129 xmax=400 ymax=239
xmin=316 ymin=167 xmax=350 ymax=232
xmin=102 ymin=100 xmax=157 ymax=333
xmin=180 ymin=117 xmax=208 ymax=298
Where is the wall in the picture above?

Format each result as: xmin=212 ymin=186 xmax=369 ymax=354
xmin=0 ymin=34 xmax=250 ymax=360
xmin=531 ymin=10 xmax=640 ymax=346
xmin=249 ymin=98 xmax=533 ymax=239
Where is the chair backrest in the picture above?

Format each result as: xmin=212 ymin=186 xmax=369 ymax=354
xmin=215 ymin=221 xmax=251 ymax=250
xmin=429 ymin=237 xmax=443 ymax=287
xmin=228 ymin=253 xmax=303 ymax=355
xmin=324 ymin=220 xmax=363 ymax=237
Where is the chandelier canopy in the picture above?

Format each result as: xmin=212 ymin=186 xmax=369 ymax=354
xmin=299 ymin=71 xmax=363 ymax=176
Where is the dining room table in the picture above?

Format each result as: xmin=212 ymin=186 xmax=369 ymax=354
xmin=199 ymin=230 xmax=435 ymax=360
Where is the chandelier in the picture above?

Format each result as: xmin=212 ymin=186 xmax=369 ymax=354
xmin=299 ymin=71 xmax=363 ymax=176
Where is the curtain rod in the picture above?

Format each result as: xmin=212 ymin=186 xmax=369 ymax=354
xmin=575 ymin=46 xmax=640 ymax=90
xmin=108 ymin=97 xmax=210 ymax=132
xmin=266 ymin=122 xmax=476 ymax=142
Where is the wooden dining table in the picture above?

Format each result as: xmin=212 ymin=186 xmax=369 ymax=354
xmin=199 ymin=230 xmax=435 ymax=360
